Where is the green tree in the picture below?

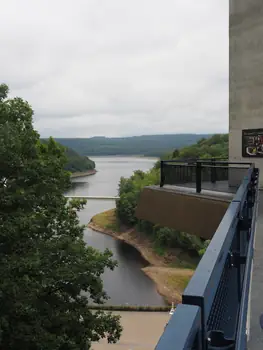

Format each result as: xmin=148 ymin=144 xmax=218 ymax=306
xmin=172 ymin=149 xmax=180 ymax=158
xmin=0 ymin=85 xmax=122 ymax=350
xmin=41 ymin=140 xmax=95 ymax=173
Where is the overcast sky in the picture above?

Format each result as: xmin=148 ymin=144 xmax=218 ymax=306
xmin=1 ymin=0 xmax=228 ymax=138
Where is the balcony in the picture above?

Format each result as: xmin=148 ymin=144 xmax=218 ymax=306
xmin=135 ymin=160 xmax=260 ymax=349
xmin=151 ymin=161 xmax=259 ymax=349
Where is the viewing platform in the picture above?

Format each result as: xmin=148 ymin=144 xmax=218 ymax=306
xmin=135 ymin=159 xmax=261 ymax=349
xmin=136 ymin=160 xmax=250 ymax=240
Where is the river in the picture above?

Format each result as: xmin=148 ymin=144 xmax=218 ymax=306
xmin=65 ymin=156 xmax=166 ymax=306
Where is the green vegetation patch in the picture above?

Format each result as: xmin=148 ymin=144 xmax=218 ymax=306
xmin=166 ymin=274 xmax=191 ymax=291
xmin=92 ymin=209 xmax=121 ymax=232
xmin=42 ymin=139 xmax=96 ymax=173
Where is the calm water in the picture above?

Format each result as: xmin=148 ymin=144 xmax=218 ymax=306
xmin=65 ymin=157 xmax=165 ymax=306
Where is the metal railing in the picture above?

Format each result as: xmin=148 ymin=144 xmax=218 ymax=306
xmin=160 ymin=159 xmax=252 ymax=193
xmin=155 ymin=164 xmax=259 ymax=350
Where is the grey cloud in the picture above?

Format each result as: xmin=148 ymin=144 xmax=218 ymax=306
xmin=0 ymin=0 xmax=228 ymax=137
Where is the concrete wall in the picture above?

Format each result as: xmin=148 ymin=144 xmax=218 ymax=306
xmin=229 ymin=0 xmax=263 ymax=188
xmin=135 ymin=187 xmax=230 ymax=240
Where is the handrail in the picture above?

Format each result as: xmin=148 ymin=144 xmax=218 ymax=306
xmin=155 ymin=304 xmax=202 ymax=350
xmin=156 ymin=165 xmax=259 ymax=350
xmin=182 ymin=200 xmax=241 ymax=347
xmin=161 ymin=159 xmax=250 ymax=165
xmin=235 ymin=172 xmax=259 ymax=349
xmin=162 ymin=164 xmax=249 ymax=169
xmin=160 ymin=159 xmax=252 ymax=193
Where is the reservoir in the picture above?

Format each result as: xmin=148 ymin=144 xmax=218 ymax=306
xmin=65 ymin=156 xmax=166 ymax=306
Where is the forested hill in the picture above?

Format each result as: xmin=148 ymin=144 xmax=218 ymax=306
xmin=64 ymin=147 xmax=95 ymax=173
xmin=42 ymin=140 xmax=95 ymax=173
xmin=54 ymin=134 xmax=211 ymax=157
xmin=161 ymin=134 xmax=229 ymax=160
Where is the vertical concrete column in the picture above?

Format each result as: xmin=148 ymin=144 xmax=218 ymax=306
xmin=229 ymin=0 xmax=263 ymax=188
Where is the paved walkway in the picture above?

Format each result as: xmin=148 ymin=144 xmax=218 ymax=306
xmin=249 ymin=191 xmax=263 ymax=349
xmin=92 ymin=312 xmax=170 ymax=350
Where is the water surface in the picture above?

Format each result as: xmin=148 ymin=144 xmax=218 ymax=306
xmin=65 ymin=157 xmax=165 ymax=306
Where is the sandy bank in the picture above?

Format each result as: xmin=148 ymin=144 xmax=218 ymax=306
xmin=88 ymin=213 xmax=195 ymax=304
xmin=70 ymin=169 xmax=97 ymax=178
xmin=88 ymin=222 xmax=165 ymax=267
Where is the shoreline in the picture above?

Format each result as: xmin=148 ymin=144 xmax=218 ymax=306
xmin=88 ymin=217 xmax=194 ymax=304
xmin=70 ymin=169 xmax=97 ymax=178
xmin=88 ymin=222 xmax=163 ymax=267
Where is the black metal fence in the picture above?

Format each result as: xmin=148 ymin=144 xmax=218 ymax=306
xmin=155 ymin=165 xmax=259 ymax=350
xmin=160 ymin=159 xmax=251 ymax=193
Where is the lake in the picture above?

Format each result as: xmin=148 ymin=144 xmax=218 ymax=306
xmin=65 ymin=156 xmax=166 ymax=306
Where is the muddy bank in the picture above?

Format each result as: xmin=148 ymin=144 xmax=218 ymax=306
xmin=70 ymin=169 xmax=97 ymax=178
xmin=88 ymin=215 xmax=194 ymax=304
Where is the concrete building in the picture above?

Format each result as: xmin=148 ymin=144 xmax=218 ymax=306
xmin=229 ymin=0 xmax=263 ymax=188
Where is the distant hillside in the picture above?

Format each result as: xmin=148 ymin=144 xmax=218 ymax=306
xmin=161 ymin=134 xmax=229 ymax=160
xmin=42 ymin=139 xmax=95 ymax=173
xmin=64 ymin=147 xmax=95 ymax=173
xmin=54 ymin=134 xmax=211 ymax=157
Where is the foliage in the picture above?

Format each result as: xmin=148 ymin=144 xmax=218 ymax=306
xmin=154 ymin=133 xmax=228 ymax=169
xmin=177 ymin=134 xmax=228 ymax=160
xmin=0 ymin=85 xmax=122 ymax=350
xmin=42 ymin=139 xmax=95 ymax=173
xmin=54 ymin=134 xmax=212 ymax=157
xmin=64 ymin=147 xmax=95 ymax=173
xmin=137 ymin=221 xmax=204 ymax=253
xmin=163 ymin=134 xmax=228 ymax=160
xmin=198 ymin=240 xmax=211 ymax=257
xmin=116 ymin=169 xmax=159 ymax=226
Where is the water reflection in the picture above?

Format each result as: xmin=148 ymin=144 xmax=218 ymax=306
xmin=69 ymin=181 xmax=89 ymax=190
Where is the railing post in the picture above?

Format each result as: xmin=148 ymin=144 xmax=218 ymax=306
xmin=160 ymin=160 xmax=165 ymax=187
xmin=196 ymin=161 xmax=202 ymax=193
xmin=211 ymin=158 xmax=216 ymax=183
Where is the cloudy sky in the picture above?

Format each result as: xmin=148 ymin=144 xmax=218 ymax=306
xmin=1 ymin=0 xmax=228 ymax=137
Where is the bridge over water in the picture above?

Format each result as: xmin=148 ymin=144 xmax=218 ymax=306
xmin=135 ymin=159 xmax=261 ymax=349
xmin=64 ymin=195 xmax=119 ymax=200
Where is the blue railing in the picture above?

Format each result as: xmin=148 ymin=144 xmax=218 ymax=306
xmin=156 ymin=164 xmax=259 ymax=350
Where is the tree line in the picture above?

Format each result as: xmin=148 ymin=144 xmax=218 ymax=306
xmin=42 ymin=139 xmax=96 ymax=173
xmin=55 ymin=134 xmax=212 ymax=157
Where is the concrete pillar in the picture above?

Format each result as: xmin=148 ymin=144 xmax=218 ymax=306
xmin=229 ymin=0 xmax=263 ymax=188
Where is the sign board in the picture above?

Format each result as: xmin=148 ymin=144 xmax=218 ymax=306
xmin=242 ymin=129 xmax=263 ymax=157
